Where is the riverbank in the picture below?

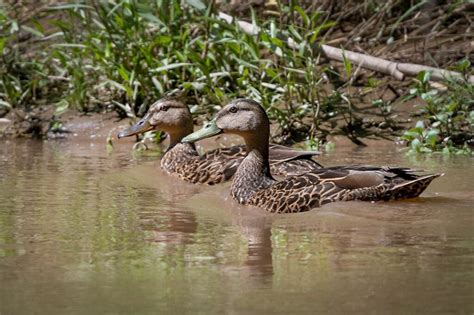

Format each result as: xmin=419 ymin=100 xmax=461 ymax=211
xmin=0 ymin=1 xmax=472 ymax=152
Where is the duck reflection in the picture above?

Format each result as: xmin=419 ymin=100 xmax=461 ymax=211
xmin=142 ymin=209 xmax=198 ymax=246
xmin=233 ymin=214 xmax=274 ymax=279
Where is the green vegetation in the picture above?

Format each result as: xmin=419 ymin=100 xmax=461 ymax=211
xmin=401 ymin=67 xmax=473 ymax=155
xmin=0 ymin=0 xmax=472 ymax=153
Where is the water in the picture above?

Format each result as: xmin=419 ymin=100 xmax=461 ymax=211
xmin=0 ymin=138 xmax=473 ymax=314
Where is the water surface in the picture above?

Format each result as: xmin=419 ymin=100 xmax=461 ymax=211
xmin=0 ymin=138 xmax=473 ymax=314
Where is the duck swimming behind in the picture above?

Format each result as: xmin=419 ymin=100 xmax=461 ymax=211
xmin=117 ymin=97 xmax=322 ymax=185
xmin=182 ymin=99 xmax=442 ymax=212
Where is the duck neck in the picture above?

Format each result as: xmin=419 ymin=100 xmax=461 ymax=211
xmin=244 ymin=134 xmax=271 ymax=177
xmin=167 ymin=125 xmax=194 ymax=150
xmin=231 ymin=134 xmax=274 ymax=204
xmin=162 ymin=123 xmax=197 ymax=172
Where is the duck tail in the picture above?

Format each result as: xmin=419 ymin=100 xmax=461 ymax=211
xmin=390 ymin=173 xmax=444 ymax=199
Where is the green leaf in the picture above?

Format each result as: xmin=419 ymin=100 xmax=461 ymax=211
xmin=367 ymin=78 xmax=378 ymax=88
xmin=411 ymin=138 xmax=421 ymax=151
xmin=151 ymin=63 xmax=192 ymax=73
xmin=233 ymin=57 xmax=258 ymax=70
xmin=264 ymin=67 xmax=278 ymax=79
xmin=324 ymin=141 xmax=335 ymax=151
xmin=426 ymin=129 xmax=439 ymax=137
xmin=421 ymin=92 xmax=432 ymax=101
xmin=32 ymin=19 xmax=45 ymax=34
xmin=0 ymin=100 xmax=12 ymax=108
xmin=403 ymin=130 xmax=420 ymax=138
xmin=156 ymin=35 xmax=172 ymax=45
xmin=416 ymin=70 xmax=431 ymax=84
xmin=455 ymin=58 xmax=470 ymax=73
xmin=118 ymin=65 xmax=130 ymax=82
xmin=270 ymin=36 xmax=284 ymax=48
xmin=105 ymin=80 xmax=132 ymax=96
xmin=415 ymin=120 xmax=425 ymax=129
xmin=48 ymin=4 xmax=93 ymax=10
xmin=409 ymin=127 xmax=424 ymax=135
xmin=270 ymin=20 xmax=277 ymax=38
xmin=10 ymin=20 xmax=19 ymax=33
xmin=409 ymin=88 xmax=418 ymax=95
xmin=425 ymin=129 xmax=439 ymax=147
xmin=446 ymin=101 xmax=457 ymax=112
xmin=106 ymin=1 xmax=124 ymax=17
xmin=152 ymin=76 xmax=164 ymax=94
xmin=342 ymin=49 xmax=352 ymax=78
xmin=0 ymin=37 xmax=6 ymax=53
xmin=186 ymin=0 xmax=206 ymax=10
xmin=55 ymin=99 xmax=69 ymax=115
xmin=372 ymin=99 xmax=383 ymax=107
xmin=293 ymin=5 xmax=309 ymax=27
xmin=288 ymin=25 xmax=303 ymax=42
xmin=52 ymin=43 xmax=87 ymax=48
xmin=310 ymin=21 xmax=336 ymax=44
xmin=435 ymin=113 xmax=447 ymax=122
xmin=139 ymin=13 xmax=166 ymax=27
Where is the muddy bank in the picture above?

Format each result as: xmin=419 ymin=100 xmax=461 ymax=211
xmin=1 ymin=82 xmax=423 ymax=146
xmin=0 ymin=104 xmax=404 ymax=152
xmin=0 ymin=105 xmax=395 ymax=144
xmin=0 ymin=108 xmax=121 ymax=140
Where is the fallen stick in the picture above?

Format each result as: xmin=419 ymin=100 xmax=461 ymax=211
xmin=320 ymin=44 xmax=405 ymax=80
xmin=396 ymin=63 xmax=471 ymax=83
xmin=218 ymin=12 xmax=474 ymax=84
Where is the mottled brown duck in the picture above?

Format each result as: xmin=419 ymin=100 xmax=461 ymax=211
xmin=182 ymin=99 xmax=442 ymax=213
xmin=117 ymin=97 xmax=322 ymax=184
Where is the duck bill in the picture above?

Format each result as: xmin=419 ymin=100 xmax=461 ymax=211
xmin=182 ymin=119 xmax=223 ymax=143
xmin=117 ymin=114 xmax=153 ymax=138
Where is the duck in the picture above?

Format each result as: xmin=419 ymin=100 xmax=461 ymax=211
xmin=182 ymin=99 xmax=442 ymax=213
xmin=117 ymin=96 xmax=322 ymax=185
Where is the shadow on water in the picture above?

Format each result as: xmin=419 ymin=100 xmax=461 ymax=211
xmin=0 ymin=138 xmax=473 ymax=314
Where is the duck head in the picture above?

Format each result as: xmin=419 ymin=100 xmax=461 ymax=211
xmin=182 ymin=99 xmax=270 ymax=151
xmin=183 ymin=99 xmax=273 ymax=186
xmin=117 ymin=96 xmax=194 ymax=147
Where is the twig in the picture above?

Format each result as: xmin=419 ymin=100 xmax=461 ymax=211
xmin=396 ymin=63 xmax=470 ymax=83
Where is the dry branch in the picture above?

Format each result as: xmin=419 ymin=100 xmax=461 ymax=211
xmin=218 ymin=12 xmax=474 ymax=84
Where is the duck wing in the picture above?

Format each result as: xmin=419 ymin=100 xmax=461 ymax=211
xmin=268 ymin=144 xmax=323 ymax=177
xmin=249 ymin=166 xmax=442 ymax=213
xmin=190 ymin=145 xmax=245 ymax=184
xmin=198 ymin=144 xmax=322 ymax=182
xmin=202 ymin=144 xmax=246 ymax=161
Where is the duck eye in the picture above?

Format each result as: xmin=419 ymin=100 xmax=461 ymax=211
xmin=161 ymin=105 xmax=169 ymax=111
xmin=229 ymin=106 xmax=238 ymax=113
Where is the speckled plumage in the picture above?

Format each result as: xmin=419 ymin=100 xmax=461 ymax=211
xmin=160 ymin=143 xmax=323 ymax=184
xmin=183 ymin=99 xmax=442 ymax=213
xmin=235 ymin=152 xmax=441 ymax=213
xmin=118 ymin=97 xmax=322 ymax=185
xmin=160 ymin=142 xmax=239 ymax=185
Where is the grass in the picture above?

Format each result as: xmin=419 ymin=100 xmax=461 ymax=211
xmin=0 ymin=0 xmax=472 ymax=153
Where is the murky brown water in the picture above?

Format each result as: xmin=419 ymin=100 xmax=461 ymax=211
xmin=0 ymin=137 xmax=473 ymax=314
